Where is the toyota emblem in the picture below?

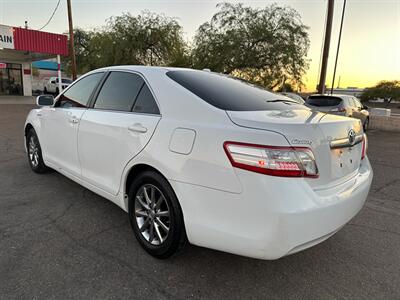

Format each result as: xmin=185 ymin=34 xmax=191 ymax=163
xmin=348 ymin=129 xmax=356 ymax=145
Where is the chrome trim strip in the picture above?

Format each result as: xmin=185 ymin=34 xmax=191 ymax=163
xmin=330 ymin=134 xmax=363 ymax=149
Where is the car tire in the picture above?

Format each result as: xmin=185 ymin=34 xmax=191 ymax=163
xmin=26 ymin=128 xmax=50 ymax=173
xmin=55 ymin=87 xmax=59 ymax=95
xmin=128 ymin=170 xmax=187 ymax=259
xmin=43 ymin=87 xmax=48 ymax=94
xmin=363 ymin=117 xmax=369 ymax=131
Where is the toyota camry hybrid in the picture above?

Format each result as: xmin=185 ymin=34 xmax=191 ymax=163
xmin=24 ymin=66 xmax=373 ymax=260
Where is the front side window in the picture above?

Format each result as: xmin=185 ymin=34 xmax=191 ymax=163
xmin=94 ymin=72 xmax=144 ymax=112
xmin=56 ymin=73 xmax=104 ymax=108
xmin=167 ymin=70 xmax=302 ymax=111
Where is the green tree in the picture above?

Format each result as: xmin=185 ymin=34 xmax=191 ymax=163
xmin=192 ymin=3 xmax=310 ymax=90
xmin=106 ymin=12 xmax=189 ymax=67
xmin=360 ymin=80 xmax=400 ymax=105
xmin=63 ymin=12 xmax=189 ymax=75
xmin=277 ymin=82 xmax=295 ymax=92
xmin=62 ymin=28 xmax=94 ymax=75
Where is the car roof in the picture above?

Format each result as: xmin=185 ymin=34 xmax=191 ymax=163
xmin=88 ymin=66 xmax=228 ymax=81
xmin=92 ymin=65 xmax=197 ymax=75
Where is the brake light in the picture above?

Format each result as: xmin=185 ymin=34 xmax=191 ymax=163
xmin=361 ymin=134 xmax=368 ymax=160
xmin=223 ymin=142 xmax=319 ymax=178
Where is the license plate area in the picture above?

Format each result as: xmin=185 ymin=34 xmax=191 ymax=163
xmin=331 ymin=146 xmax=361 ymax=179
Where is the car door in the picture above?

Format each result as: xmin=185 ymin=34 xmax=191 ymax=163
xmin=49 ymin=77 xmax=57 ymax=93
xmin=78 ymin=71 xmax=161 ymax=195
xmin=40 ymin=72 xmax=104 ymax=177
xmin=45 ymin=78 xmax=52 ymax=93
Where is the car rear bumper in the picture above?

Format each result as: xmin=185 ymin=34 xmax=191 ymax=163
xmin=170 ymin=157 xmax=372 ymax=260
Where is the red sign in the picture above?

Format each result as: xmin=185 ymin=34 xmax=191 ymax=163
xmin=24 ymin=69 xmax=31 ymax=75
xmin=0 ymin=63 xmax=6 ymax=69
xmin=12 ymin=27 xmax=68 ymax=56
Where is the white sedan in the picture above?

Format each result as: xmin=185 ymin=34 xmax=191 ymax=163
xmin=24 ymin=66 xmax=373 ymax=260
xmin=43 ymin=77 xmax=73 ymax=95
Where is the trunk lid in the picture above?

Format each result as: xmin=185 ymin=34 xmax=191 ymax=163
xmin=304 ymin=105 xmax=337 ymax=113
xmin=226 ymin=109 xmax=364 ymax=189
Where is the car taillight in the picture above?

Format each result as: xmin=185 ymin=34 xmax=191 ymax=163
xmin=223 ymin=142 xmax=319 ymax=178
xmin=361 ymin=134 xmax=368 ymax=160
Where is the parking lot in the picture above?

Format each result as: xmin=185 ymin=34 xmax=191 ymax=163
xmin=1 ymin=104 xmax=399 ymax=299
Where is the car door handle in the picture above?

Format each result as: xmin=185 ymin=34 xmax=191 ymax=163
xmin=68 ymin=116 xmax=79 ymax=124
xmin=128 ymin=123 xmax=147 ymax=133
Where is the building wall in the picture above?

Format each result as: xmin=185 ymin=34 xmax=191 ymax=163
xmin=31 ymin=60 xmax=67 ymax=94
xmin=0 ymin=59 xmax=67 ymax=96
xmin=22 ymin=62 xmax=32 ymax=96
xmin=0 ymin=60 xmax=30 ymax=96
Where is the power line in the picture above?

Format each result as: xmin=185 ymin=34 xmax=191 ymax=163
xmin=37 ymin=0 xmax=61 ymax=31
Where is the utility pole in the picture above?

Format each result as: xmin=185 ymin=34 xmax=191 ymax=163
xmin=57 ymin=54 xmax=63 ymax=93
xmin=331 ymin=0 xmax=347 ymax=95
xmin=67 ymin=0 xmax=77 ymax=80
xmin=147 ymin=28 xmax=153 ymax=66
xmin=318 ymin=0 xmax=335 ymax=94
xmin=150 ymin=47 xmax=153 ymax=66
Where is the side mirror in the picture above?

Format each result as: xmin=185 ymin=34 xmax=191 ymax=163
xmin=36 ymin=95 xmax=54 ymax=106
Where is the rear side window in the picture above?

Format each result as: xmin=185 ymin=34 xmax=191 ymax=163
xmin=353 ymin=97 xmax=362 ymax=108
xmin=166 ymin=70 xmax=302 ymax=111
xmin=57 ymin=72 xmax=103 ymax=108
xmin=306 ymin=96 xmax=343 ymax=107
xmin=132 ymin=84 xmax=160 ymax=115
xmin=94 ymin=72 xmax=144 ymax=111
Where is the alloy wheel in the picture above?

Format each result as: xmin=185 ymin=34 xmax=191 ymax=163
xmin=134 ymin=184 xmax=170 ymax=245
xmin=28 ymin=136 xmax=39 ymax=168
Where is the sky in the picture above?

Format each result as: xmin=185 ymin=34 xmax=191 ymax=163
xmin=1 ymin=0 xmax=399 ymax=91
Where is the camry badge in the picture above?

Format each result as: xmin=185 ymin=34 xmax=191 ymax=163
xmin=291 ymin=139 xmax=312 ymax=145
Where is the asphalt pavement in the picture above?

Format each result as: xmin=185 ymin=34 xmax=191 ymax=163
xmin=1 ymin=104 xmax=399 ymax=299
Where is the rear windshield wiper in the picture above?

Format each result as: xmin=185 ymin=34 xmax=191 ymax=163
xmin=266 ymin=99 xmax=299 ymax=104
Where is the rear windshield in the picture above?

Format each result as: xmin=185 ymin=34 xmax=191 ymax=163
xmin=166 ymin=70 xmax=303 ymax=111
xmin=306 ymin=96 xmax=342 ymax=107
